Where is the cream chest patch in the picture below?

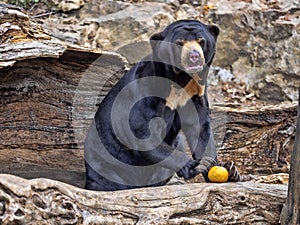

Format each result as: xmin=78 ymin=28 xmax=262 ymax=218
xmin=166 ymin=74 xmax=205 ymax=110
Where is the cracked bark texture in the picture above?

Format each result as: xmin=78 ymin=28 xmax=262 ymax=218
xmin=280 ymin=87 xmax=300 ymax=225
xmin=0 ymin=4 xmax=127 ymax=187
xmin=0 ymin=174 xmax=288 ymax=225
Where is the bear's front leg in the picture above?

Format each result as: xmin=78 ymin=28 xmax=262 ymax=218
xmin=180 ymin=98 xmax=218 ymax=181
xmin=142 ymin=141 xmax=200 ymax=180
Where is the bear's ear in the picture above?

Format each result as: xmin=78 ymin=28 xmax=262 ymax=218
xmin=150 ymin=32 xmax=163 ymax=41
xmin=150 ymin=32 xmax=163 ymax=50
xmin=208 ymin=25 xmax=219 ymax=38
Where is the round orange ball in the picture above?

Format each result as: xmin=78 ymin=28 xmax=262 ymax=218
xmin=208 ymin=166 xmax=229 ymax=183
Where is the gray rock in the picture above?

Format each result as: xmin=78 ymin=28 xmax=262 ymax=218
xmin=178 ymin=3 xmax=199 ymax=18
xmin=40 ymin=0 xmax=299 ymax=103
xmin=116 ymin=41 xmax=152 ymax=65
xmin=82 ymin=2 xmax=175 ymax=50
xmin=209 ymin=0 xmax=300 ymax=102
xmin=52 ymin=0 xmax=85 ymax=12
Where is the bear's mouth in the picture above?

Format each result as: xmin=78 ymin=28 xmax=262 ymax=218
xmin=182 ymin=63 xmax=204 ymax=73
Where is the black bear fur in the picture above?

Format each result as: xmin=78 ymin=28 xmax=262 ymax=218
xmin=84 ymin=20 xmax=222 ymax=191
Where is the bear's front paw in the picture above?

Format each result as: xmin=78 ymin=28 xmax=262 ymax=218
xmin=196 ymin=156 xmax=217 ymax=182
xmin=177 ymin=159 xmax=200 ymax=180
xmin=219 ymin=161 xmax=241 ymax=182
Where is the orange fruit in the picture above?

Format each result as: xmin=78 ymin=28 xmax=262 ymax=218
xmin=208 ymin=166 xmax=229 ymax=183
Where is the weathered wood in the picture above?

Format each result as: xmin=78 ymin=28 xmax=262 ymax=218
xmin=280 ymin=87 xmax=300 ymax=224
xmin=0 ymin=4 xmax=128 ymax=187
xmin=0 ymin=50 xmax=127 ymax=187
xmin=253 ymin=173 xmax=289 ymax=185
xmin=0 ymin=174 xmax=287 ymax=225
xmin=0 ymin=4 xmax=65 ymax=68
xmin=215 ymin=103 xmax=297 ymax=175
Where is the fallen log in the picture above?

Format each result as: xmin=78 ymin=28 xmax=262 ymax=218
xmin=0 ymin=174 xmax=287 ymax=225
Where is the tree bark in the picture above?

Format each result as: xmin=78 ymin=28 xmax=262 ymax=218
xmin=0 ymin=174 xmax=288 ymax=225
xmin=280 ymin=87 xmax=300 ymax=224
xmin=0 ymin=4 xmax=127 ymax=187
xmin=214 ymin=103 xmax=297 ymax=175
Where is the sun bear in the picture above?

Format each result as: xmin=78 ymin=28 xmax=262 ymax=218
xmin=84 ymin=20 xmax=240 ymax=191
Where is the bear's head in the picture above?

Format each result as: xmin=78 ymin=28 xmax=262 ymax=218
xmin=150 ymin=20 xmax=219 ymax=76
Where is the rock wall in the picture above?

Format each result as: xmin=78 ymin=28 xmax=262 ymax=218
xmin=39 ymin=0 xmax=300 ymax=102
xmin=210 ymin=0 xmax=300 ymax=103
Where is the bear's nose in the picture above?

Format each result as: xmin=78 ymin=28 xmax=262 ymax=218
xmin=189 ymin=50 xmax=200 ymax=64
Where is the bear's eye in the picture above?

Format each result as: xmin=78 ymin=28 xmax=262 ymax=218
xmin=197 ymin=38 xmax=205 ymax=48
xmin=176 ymin=40 xmax=185 ymax=47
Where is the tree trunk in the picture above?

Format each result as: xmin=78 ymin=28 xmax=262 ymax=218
xmin=280 ymin=87 xmax=300 ymax=224
xmin=0 ymin=174 xmax=288 ymax=225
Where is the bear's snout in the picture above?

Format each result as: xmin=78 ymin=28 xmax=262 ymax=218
xmin=180 ymin=40 xmax=205 ymax=74
xmin=189 ymin=50 xmax=201 ymax=64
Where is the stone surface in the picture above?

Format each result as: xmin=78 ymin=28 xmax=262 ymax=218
xmin=254 ymin=173 xmax=289 ymax=185
xmin=52 ymin=0 xmax=84 ymax=12
xmin=42 ymin=1 xmax=175 ymax=50
xmin=209 ymin=0 xmax=300 ymax=102
xmin=37 ymin=0 xmax=300 ymax=103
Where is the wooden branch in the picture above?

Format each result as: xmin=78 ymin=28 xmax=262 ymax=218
xmin=0 ymin=174 xmax=287 ymax=224
xmin=280 ymin=87 xmax=300 ymax=224
xmin=213 ymin=103 xmax=297 ymax=175
xmin=0 ymin=4 xmax=62 ymax=68
xmin=0 ymin=4 xmax=101 ymax=68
